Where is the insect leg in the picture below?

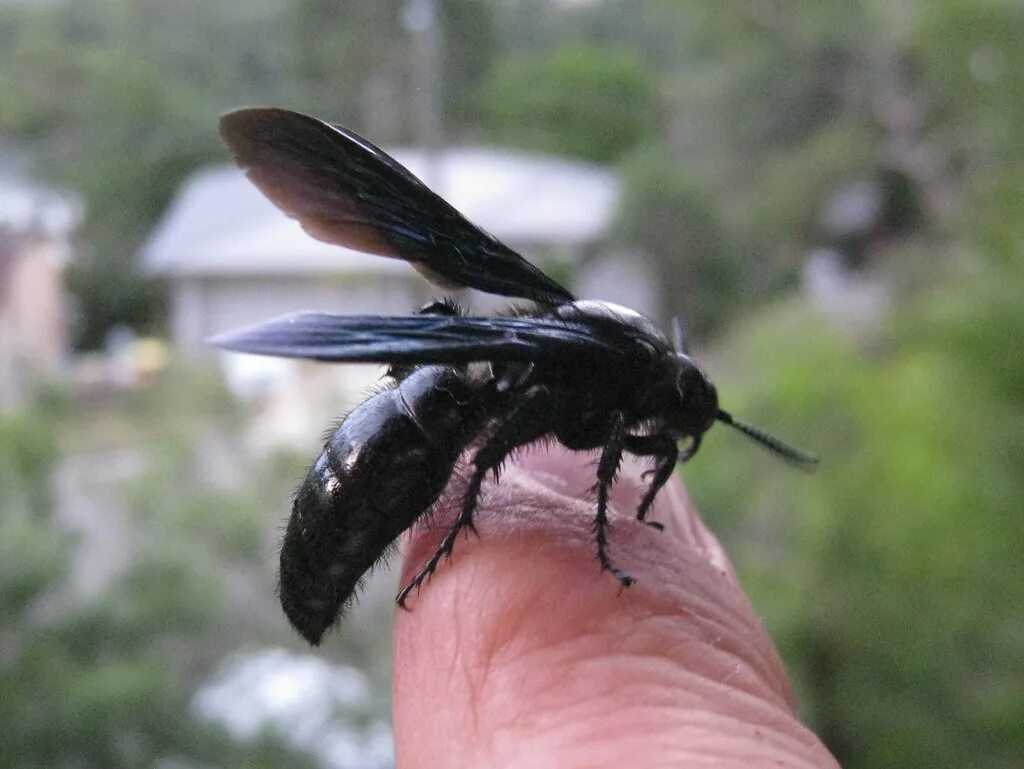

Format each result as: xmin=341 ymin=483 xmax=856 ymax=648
xmin=593 ymin=411 xmax=634 ymax=588
xmin=396 ymin=385 xmax=552 ymax=607
xmin=416 ymin=297 xmax=463 ymax=316
xmin=624 ymin=434 xmax=680 ymax=530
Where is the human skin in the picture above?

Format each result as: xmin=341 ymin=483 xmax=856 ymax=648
xmin=393 ymin=446 xmax=840 ymax=769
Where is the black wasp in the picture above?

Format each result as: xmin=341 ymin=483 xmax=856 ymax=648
xmin=213 ymin=108 xmax=817 ymax=646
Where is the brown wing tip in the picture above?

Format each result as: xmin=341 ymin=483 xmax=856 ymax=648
xmin=219 ymin=107 xmax=319 ymax=161
xmin=218 ymin=107 xmax=402 ymax=259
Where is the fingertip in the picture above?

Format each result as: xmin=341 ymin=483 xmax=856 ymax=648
xmin=393 ymin=448 xmax=829 ymax=769
xmin=512 ymin=444 xmax=733 ymax=571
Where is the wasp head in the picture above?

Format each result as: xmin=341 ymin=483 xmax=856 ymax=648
xmin=666 ymin=354 xmax=719 ymax=438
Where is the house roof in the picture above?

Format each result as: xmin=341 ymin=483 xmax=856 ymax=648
xmin=141 ymin=146 xmax=620 ymax=278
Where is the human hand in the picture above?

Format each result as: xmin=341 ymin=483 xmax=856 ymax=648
xmin=393 ymin=446 xmax=839 ymax=769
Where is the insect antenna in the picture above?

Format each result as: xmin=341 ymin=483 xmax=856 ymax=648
xmin=716 ymin=410 xmax=818 ymax=469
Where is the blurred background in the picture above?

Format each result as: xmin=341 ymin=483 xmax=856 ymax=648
xmin=1 ymin=1 xmax=1021 ymax=767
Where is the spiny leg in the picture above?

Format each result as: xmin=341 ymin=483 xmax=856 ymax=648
xmin=624 ymin=434 xmax=680 ymax=530
xmin=396 ymin=385 xmax=552 ymax=607
xmin=593 ymin=411 xmax=634 ymax=587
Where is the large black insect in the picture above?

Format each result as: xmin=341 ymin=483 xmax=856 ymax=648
xmin=213 ymin=108 xmax=818 ymax=645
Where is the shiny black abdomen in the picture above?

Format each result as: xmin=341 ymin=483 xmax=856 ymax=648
xmin=279 ymin=365 xmax=486 ymax=644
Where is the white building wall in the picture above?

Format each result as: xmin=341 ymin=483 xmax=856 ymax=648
xmin=171 ymin=274 xmax=428 ymax=356
xmin=0 ymin=237 xmax=68 ymax=411
xmin=575 ymin=250 xmax=660 ymax=320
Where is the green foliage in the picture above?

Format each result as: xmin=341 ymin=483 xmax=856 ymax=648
xmin=750 ymin=124 xmax=876 ymax=244
xmin=0 ymin=407 xmax=59 ymax=517
xmin=971 ymin=165 xmax=1024 ymax=267
xmin=686 ymin=266 xmax=1024 ymax=768
xmin=287 ymin=0 xmax=405 ymax=124
xmin=0 ymin=0 xmax=300 ymax=350
xmin=914 ymin=0 xmax=1024 ymax=155
xmin=0 ymin=370 xmax=321 ymax=769
xmin=616 ymin=145 xmax=741 ymax=332
xmin=439 ymin=0 xmax=499 ymax=129
xmin=5 ymin=556 xmax=222 ymax=767
xmin=121 ymin=435 xmax=266 ymax=563
xmin=67 ymin=263 xmax=167 ymax=350
xmin=0 ymin=402 xmax=65 ymax=646
xmin=481 ymin=43 xmax=656 ymax=162
xmin=0 ymin=514 xmax=68 ymax=615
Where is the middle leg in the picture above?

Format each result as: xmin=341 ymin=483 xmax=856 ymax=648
xmin=593 ymin=411 xmax=634 ymax=587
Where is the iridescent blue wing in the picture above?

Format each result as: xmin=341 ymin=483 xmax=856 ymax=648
xmin=210 ymin=312 xmax=623 ymax=364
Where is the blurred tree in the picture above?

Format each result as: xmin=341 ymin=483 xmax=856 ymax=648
xmin=0 ymin=0 xmax=298 ymax=349
xmin=439 ymin=0 xmax=499 ymax=132
xmin=615 ymin=144 xmax=741 ymax=333
xmin=0 ymin=408 xmax=58 ymax=518
xmin=0 ymin=0 xmax=504 ymax=349
xmin=686 ymin=264 xmax=1024 ymax=768
xmin=480 ymin=43 xmax=656 ymax=162
xmin=0 ymin=389 xmax=323 ymax=769
xmin=288 ymin=0 xmax=405 ymax=136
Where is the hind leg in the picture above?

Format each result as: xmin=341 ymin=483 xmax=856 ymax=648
xmin=396 ymin=385 xmax=552 ymax=607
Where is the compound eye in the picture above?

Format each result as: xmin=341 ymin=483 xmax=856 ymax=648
xmin=676 ymin=368 xmax=697 ymax=407
xmin=677 ymin=364 xmax=716 ymax=413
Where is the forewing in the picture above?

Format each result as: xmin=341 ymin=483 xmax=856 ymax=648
xmin=210 ymin=312 xmax=620 ymax=364
xmin=219 ymin=108 xmax=575 ymax=305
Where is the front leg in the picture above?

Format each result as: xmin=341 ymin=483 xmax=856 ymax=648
xmin=624 ymin=434 xmax=687 ymax=530
xmin=593 ymin=411 xmax=634 ymax=587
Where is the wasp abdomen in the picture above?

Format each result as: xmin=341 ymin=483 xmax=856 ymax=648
xmin=279 ymin=366 xmax=484 ymax=644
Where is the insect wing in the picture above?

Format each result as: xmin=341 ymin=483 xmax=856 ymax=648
xmin=219 ymin=108 xmax=575 ymax=305
xmin=210 ymin=312 xmax=622 ymax=365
